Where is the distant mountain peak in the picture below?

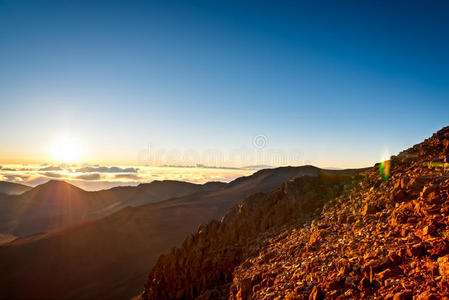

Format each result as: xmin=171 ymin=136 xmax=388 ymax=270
xmin=40 ymin=179 xmax=79 ymax=189
xmin=23 ymin=179 xmax=85 ymax=198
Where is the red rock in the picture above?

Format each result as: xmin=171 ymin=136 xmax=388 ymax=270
xmin=388 ymin=252 xmax=403 ymax=266
xmin=429 ymin=240 xmax=449 ymax=257
xmin=309 ymin=285 xmax=324 ymax=300
xmin=438 ymin=255 xmax=449 ymax=280
xmin=236 ymin=278 xmax=252 ymax=300
xmin=391 ymin=189 xmax=410 ymax=203
xmin=309 ymin=229 xmax=327 ymax=245
xmin=422 ymin=205 xmax=441 ymax=215
xmin=406 ymin=243 xmax=426 ymax=257
xmin=362 ymin=202 xmax=379 ymax=216
xmin=443 ymin=139 xmax=449 ymax=148
xmin=317 ymin=223 xmax=329 ymax=229
xmin=251 ymin=272 xmax=262 ymax=286
xmin=385 ymin=294 xmax=395 ymax=300
xmin=423 ymin=261 xmax=438 ymax=277
xmin=406 ymin=217 xmax=418 ymax=223
xmin=421 ymin=185 xmax=444 ymax=205
xmin=441 ymin=205 xmax=449 ymax=214
xmin=416 ymin=291 xmax=440 ymax=300
xmin=406 ymin=177 xmax=425 ymax=195
xmin=400 ymin=228 xmax=408 ymax=237
xmin=358 ymin=277 xmax=372 ymax=290
xmin=422 ymin=225 xmax=434 ymax=236
xmin=393 ymin=290 xmax=413 ymax=300
xmin=377 ymin=268 xmax=400 ymax=280
xmin=325 ymin=276 xmax=345 ymax=290
xmin=241 ymin=261 xmax=253 ymax=270
xmin=346 ymin=215 xmax=356 ymax=224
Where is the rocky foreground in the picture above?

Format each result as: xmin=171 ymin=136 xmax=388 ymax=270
xmin=142 ymin=127 xmax=449 ymax=299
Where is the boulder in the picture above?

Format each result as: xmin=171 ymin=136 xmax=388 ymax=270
xmin=390 ymin=188 xmax=410 ymax=203
xmin=438 ymin=255 xmax=449 ymax=280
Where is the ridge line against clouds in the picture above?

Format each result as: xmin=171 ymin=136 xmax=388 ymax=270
xmin=0 ymin=163 xmax=254 ymax=191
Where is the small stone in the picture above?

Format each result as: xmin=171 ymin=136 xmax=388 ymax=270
xmin=377 ymin=268 xmax=399 ymax=280
xmin=362 ymin=202 xmax=378 ymax=216
xmin=388 ymin=252 xmax=403 ymax=265
xmin=406 ymin=243 xmax=425 ymax=257
xmin=358 ymin=277 xmax=371 ymax=290
xmin=393 ymin=290 xmax=413 ymax=300
xmin=308 ymin=285 xmax=324 ymax=300
xmin=423 ymin=226 xmax=431 ymax=235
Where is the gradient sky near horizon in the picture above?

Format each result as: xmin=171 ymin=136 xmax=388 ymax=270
xmin=1 ymin=0 xmax=448 ymax=169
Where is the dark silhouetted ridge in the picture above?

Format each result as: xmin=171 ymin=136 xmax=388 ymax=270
xmin=0 ymin=181 xmax=31 ymax=195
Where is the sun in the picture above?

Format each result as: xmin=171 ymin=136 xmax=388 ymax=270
xmin=51 ymin=137 xmax=83 ymax=163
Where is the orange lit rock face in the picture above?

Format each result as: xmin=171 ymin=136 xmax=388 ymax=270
xmin=143 ymin=126 xmax=449 ymax=300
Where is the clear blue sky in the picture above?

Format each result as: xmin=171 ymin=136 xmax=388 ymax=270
xmin=0 ymin=0 xmax=448 ymax=167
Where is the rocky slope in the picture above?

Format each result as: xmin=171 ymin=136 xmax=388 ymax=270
xmin=143 ymin=169 xmax=362 ymax=299
xmin=142 ymin=126 xmax=449 ymax=299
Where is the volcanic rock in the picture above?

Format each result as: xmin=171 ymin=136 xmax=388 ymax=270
xmin=141 ymin=126 xmax=449 ymax=300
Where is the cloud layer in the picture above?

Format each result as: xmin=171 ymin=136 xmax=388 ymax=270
xmin=75 ymin=166 xmax=138 ymax=173
xmin=0 ymin=164 xmax=253 ymax=191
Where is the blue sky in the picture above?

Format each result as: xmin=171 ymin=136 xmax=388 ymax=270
xmin=0 ymin=0 xmax=448 ymax=168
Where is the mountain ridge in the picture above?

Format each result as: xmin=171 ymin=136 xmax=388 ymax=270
xmin=0 ymin=165 xmax=329 ymax=299
xmin=0 ymin=179 xmax=219 ymax=238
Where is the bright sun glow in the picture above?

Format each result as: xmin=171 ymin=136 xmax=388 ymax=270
xmin=51 ymin=137 xmax=83 ymax=163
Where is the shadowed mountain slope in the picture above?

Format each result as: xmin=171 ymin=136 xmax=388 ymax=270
xmin=0 ymin=179 xmax=217 ymax=238
xmin=0 ymin=181 xmax=31 ymax=195
xmin=0 ymin=165 xmax=325 ymax=300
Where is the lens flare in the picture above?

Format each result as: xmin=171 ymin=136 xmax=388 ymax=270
xmin=379 ymin=150 xmax=390 ymax=180
xmin=379 ymin=160 xmax=390 ymax=180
